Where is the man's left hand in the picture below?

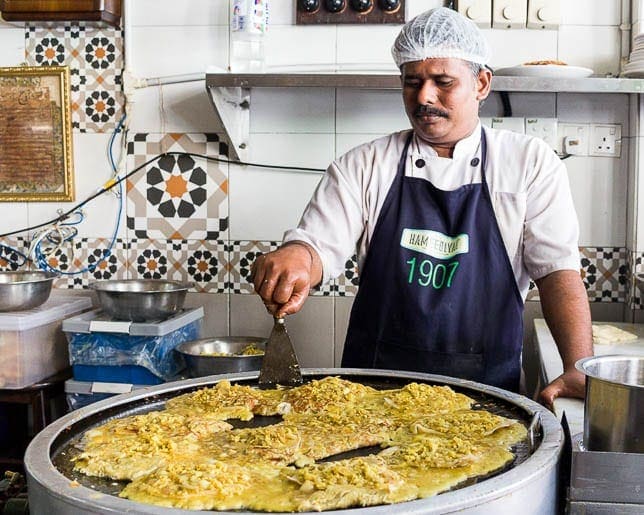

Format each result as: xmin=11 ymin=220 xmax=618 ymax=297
xmin=538 ymin=368 xmax=586 ymax=409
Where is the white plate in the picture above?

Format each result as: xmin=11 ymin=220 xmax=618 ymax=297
xmin=494 ymin=64 xmax=594 ymax=78
xmin=621 ymin=68 xmax=644 ymax=78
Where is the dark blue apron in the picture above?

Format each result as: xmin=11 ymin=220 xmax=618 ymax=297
xmin=341 ymin=128 xmax=523 ymax=392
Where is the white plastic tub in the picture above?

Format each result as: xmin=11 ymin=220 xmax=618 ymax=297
xmin=0 ymin=296 xmax=92 ymax=388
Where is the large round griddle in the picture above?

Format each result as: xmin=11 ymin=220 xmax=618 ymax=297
xmin=25 ymin=369 xmax=563 ymax=515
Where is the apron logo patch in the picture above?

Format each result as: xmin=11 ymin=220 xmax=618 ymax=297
xmin=400 ymin=229 xmax=469 ymax=259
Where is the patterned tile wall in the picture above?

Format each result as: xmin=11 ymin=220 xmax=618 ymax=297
xmin=25 ymin=22 xmax=124 ymax=132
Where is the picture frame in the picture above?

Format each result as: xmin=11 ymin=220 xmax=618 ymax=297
xmin=0 ymin=65 xmax=74 ymax=201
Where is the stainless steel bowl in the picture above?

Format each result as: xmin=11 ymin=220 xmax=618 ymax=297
xmin=0 ymin=271 xmax=58 ymax=312
xmin=90 ymin=279 xmax=191 ymax=322
xmin=176 ymin=337 xmax=266 ymax=377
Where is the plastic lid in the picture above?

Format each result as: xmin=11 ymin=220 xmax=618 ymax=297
xmin=0 ymin=296 xmax=92 ymax=331
xmin=63 ymin=306 xmax=204 ymax=336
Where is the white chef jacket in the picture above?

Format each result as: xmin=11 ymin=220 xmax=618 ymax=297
xmin=284 ymin=122 xmax=581 ymax=301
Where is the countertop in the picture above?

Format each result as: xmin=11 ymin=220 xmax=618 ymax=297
xmin=533 ymin=318 xmax=644 ymax=436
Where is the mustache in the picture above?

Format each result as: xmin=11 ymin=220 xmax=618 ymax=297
xmin=414 ymin=105 xmax=448 ymax=118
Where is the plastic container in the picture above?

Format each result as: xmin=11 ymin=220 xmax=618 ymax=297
xmin=65 ymin=379 xmax=154 ymax=411
xmin=64 ymin=307 xmax=203 ymax=384
xmin=230 ymin=0 xmax=268 ymax=72
xmin=0 ymin=296 xmax=92 ymax=389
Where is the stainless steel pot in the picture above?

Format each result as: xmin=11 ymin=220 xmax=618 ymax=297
xmin=0 ymin=271 xmax=57 ymax=312
xmin=576 ymin=355 xmax=644 ymax=453
xmin=25 ymin=369 xmax=563 ymax=515
xmin=89 ymin=279 xmax=191 ymax=321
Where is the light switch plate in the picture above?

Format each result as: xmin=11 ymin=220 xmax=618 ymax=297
xmin=492 ymin=0 xmax=527 ymax=29
xmin=491 ymin=117 xmax=525 ymax=133
xmin=525 ymin=118 xmax=558 ymax=149
xmin=527 ymin=0 xmax=560 ymax=30
xmin=457 ymin=0 xmax=492 ymax=28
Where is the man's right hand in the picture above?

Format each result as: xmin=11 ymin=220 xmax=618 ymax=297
xmin=250 ymin=242 xmax=322 ymax=318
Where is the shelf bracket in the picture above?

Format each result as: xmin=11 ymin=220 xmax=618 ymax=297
xmin=206 ymin=86 xmax=250 ymax=162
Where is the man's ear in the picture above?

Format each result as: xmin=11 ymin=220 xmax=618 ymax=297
xmin=476 ymin=67 xmax=493 ymax=101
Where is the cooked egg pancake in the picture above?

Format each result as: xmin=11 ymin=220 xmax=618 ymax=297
xmin=74 ymin=377 xmax=527 ymax=512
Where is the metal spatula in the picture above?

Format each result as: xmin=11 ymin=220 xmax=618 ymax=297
xmin=258 ymin=317 xmax=303 ymax=387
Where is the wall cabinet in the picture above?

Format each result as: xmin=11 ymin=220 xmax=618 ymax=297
xmin=0 ymin=0 xmax=121 ymax=27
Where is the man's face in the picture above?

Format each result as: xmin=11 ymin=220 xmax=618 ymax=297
xmin=401 ymin=58 xmax=491 ymax=148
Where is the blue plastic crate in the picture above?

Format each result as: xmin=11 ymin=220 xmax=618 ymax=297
xmin=72 ymin=364 xmax=163 ymax=384
xmin=64 ymin=307 xmax=203 ymax=383
xmin=65 ymin=379 xmax=155 ymax=410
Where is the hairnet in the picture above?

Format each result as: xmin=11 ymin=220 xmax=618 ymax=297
xmin=391 ymin=7 xmax=490 ymax=68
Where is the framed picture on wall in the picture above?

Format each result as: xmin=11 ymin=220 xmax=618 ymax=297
xmin=0 ymin=65 xmax=74 ymax=201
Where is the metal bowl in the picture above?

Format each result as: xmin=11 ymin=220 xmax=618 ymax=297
xmin=89 ymin=279 xmax=191 ymax=322
xmin=0 ymin=271 xmax=58 ymax=312
xmin=176 ymin=337 xmax=266 ymax=377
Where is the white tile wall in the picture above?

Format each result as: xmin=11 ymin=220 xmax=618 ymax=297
xmin=228 ymin=162 xmax=323 ymax=241
xmin=336 ymin=89 xmax=409 ymax=133
xmin=247 ymin=133 xmax=334 ymax=170
xmin=250 ymin=88 xmax=335 ymax=133
xmin=336 ymin=25 xmax=401 ymax=68
xmin=127 ymin=0 xmax=229 ymax=26
xmin=128 ymin=26 xmax=228 ymax=76
xmin=566 ymin=154 xmax=627 ymax=247
xmin=264 ymin=26 xmax=336 ymax=69
xmin=484 ymin=28 xmax=558 ymax=68
xmin=0 ymin=25 xmax=25 ymax=67
xmin=26 ymin=134 xmax=126 ymax=239
xmin=558 ymin=26 xmax=622 ymax=76
xmin=561 ymin=0 xmax=622 ymax=27
xmin=0 ymin=203 xmax=28 ymax=237
xmin=129 ymin=81 xmax=219 ymax=134
xmin=128 ymin=86 xmax=161 ymax=133
xmin=635 ymin=133 xmax=644 ymax=248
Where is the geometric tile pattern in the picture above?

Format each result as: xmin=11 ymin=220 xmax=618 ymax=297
xmin=333 ymin=253 xmax=360 ymax=297
xmin=631 ymin=252 xmax=644 ymax=309
xmin=227 ymin=241 xmax=334 ymax=296
xmin=128 ymin=239 xmax=228 ymax=293
xmin=126 ymin=133 xmax=229 ymax=241
xmin=580 ymin=247 xmax=628 ymax=302
xmin=25 ymin=22 xmax=124 ymax=132
xmin=0 ymin=237 xmax=30 ymax=271
xmin=227 ymin=240 xmax=280 ymax=294
xmin=44 ymin=237 xmax=129 ymax=289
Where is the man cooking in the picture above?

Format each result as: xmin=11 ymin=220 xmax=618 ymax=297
xmin=251 ymin=7 xmax=592 ymax=406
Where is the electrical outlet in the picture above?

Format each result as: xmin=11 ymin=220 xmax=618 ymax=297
xmin=457 ymin=0 xmax=492 ymax=27
xmin=525 ymin=118 xmax=557 ymax=149
xmin=491 ymin=117 xmax=525 ymax=133
xmin=589 ymin=124 xmax=622 ymax=157
xmin=557 ymin=123 xmax=589 ymax=156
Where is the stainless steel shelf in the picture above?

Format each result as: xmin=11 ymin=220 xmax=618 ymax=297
xmin=205 ymin=72 xmax=644 ymax=161
xmin=206 ymin=72 xmax=644 ymax=93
